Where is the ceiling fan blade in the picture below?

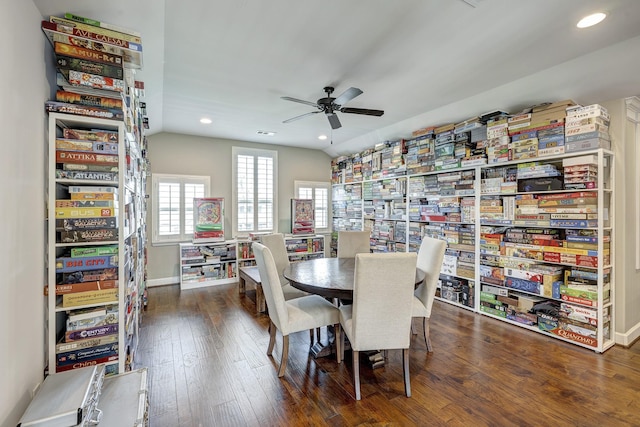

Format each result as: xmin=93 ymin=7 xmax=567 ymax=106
xmin=281 ymin=96 xmax=319 ymax=108
xmin=327 ymin=113 xmax=342 ymax=129
xmin=333 ymin=87 xmax=363 ymax=106
xmin=283 ymin=111 xmax=321 ymax=123
xmin=340 ymin=107 xmax=385 ymax=117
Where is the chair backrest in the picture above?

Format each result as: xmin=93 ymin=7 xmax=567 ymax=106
xmin=337 ymin=231 xmax=371 ymax=258
xmin=253 ymin=243 xmax=289 ymax=330
xmin=415 ymin=236 xmax=447 ymax=317
xmin=260 ymin=233 xmax=291 ymax=286
xmin=351 ymin=252 xmax=417 ymax=351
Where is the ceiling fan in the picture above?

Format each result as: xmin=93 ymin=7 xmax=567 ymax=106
xmin=281 ymin=86 xmax=384 ymax=130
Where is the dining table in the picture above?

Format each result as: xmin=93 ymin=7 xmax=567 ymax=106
xmin=283 ymin=256 xmax=425 ymax=364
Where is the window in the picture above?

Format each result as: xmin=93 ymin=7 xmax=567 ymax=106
xmin=151 ymin=174 xmax=210 ymax=244
xmin=233 ymin=147 xmax=277 ymax=234
xmin=294 ymin=180 xmax=330 ymax=232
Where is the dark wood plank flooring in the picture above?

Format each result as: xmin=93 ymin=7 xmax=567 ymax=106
xmin=137 ymin=284 xmax=640 ymax=427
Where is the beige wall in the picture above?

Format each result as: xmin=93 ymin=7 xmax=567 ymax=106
xmin=601 ymin=98 xmax=640 ymax=345
xmin=145 ymin=132 xmax=332 ymax=282
xmin=1 ymin=1 xmax=50 ymax=425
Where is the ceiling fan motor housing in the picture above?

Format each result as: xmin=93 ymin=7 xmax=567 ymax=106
xmin=318 ymin=86 xmax=336 ymax=112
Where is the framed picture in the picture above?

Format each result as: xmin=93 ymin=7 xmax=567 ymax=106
xmin=193 ymin=197 xmax=224 ymax=243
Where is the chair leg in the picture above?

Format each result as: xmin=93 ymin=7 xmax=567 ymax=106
xmin=278 ymin=335 xmax=289 ymax=378
xmin=353 ymin=350 xmax=361 ymax=400
xmin=335 ymin=324 xmax=342 ymax=364
xmin=316 ymin=327 xmax=321 ymax=342
xmin=424 ymin=317 xmax=433 ymax=352
xmin=267 ymin=320 xmax=276 ymax=356
xmin=309 ymin=329 xmax=314 ymax=343
xmin=403 ymin=348 xmax=411 ymax=397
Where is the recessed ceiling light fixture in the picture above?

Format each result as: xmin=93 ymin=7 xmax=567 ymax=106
xmin=318 ymin=135 xmax=328 ymax=140
xmin=200 ymin=118 xmax=212 ymax=124
xmin=577 ymin=12 xmax=606 ymax=28
xmin=257 ymin=130 xmax=276 ymax=136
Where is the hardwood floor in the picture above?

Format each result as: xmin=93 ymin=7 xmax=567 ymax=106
xmin=136 ymin=284 xmax=640 ymax=427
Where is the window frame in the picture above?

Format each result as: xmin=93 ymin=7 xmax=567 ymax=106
xmin=151 ymin=173 xmax=210 ymax=245
xmin=232 ymin=146 xmax=278 ymax=236
xmin=294 ymin=180 xmax=331 ymax=233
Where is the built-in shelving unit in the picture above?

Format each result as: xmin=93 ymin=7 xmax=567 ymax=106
xmin=42 ymin=12 xmax=149 ymax=375
xmin=329 ymin=102 xmax=615 ymax=352
xmin=46 ymin=113 xmax=148 ymax=375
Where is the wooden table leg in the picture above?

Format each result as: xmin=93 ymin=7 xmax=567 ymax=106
xmin=256 ymin=284 xmax=266 ymax=313
xmin=238 ymin=274 xmax=246 ymax=295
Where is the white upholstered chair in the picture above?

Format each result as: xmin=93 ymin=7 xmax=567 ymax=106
xmin=253 ymin=243 xmax=341 ymax=378
xmin=337 ymin=230 xmax=370 ymax=258
xmin=412 ymin=236 xmax=447 ymax=352
xmin=337 ymin=252 xmax=417 ymax=400
xmin=259 ymin=233 xmax=308 ymax=300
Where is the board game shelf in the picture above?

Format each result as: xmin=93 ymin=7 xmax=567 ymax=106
xmin=47 ymin=112 xmax=148 ymax=375
xmin=179 ymin=241 xmax=238 ymax=290
xmin=330 ymin=101 xmax=615 ymax=352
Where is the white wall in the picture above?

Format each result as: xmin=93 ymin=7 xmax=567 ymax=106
xmin=601 ymin=98 xmax=640 ymax=346
xmin=145 ymin=132 xmax=332 ymax=283
xmin=1 ymin=1 xmax=49 ymax=426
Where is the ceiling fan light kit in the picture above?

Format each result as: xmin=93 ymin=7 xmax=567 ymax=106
xmin=282 ymin=86 xmax=384 ymax=129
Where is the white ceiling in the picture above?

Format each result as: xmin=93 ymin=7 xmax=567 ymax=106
xmin=32 ymin=0 xmax=640 ymax=157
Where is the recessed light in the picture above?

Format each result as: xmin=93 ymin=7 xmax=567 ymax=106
xmin=200 ymin=118 xmax=212 ymax=124
xmin=257 ymin=130 xmax=276 ymax=136
xmin=318 ymin=135 xmax=328 ymax=140
xmin=577 ymin=12 xmax=606 ymax=28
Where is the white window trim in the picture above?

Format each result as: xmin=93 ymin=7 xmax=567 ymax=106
xmin=151 ymin=173 xmax=210 ymax=245
xmin=232 ymin=146 xmax=278 ymax=236
xmin=294 ymin=180 xmax=331 ymax=233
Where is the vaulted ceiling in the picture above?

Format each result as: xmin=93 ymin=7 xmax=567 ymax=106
xmin=33 ymin=0 xmax=640 ymax=157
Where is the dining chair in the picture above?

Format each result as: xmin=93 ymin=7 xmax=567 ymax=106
xmin=337 ymin=230 xmax=371 ymax=258
xmin=260 ymin=233 xmax=308 ymax=300
xmin=337 ymin=252 xmax=417 ymax=400
xmin=253 ymin=243 xmax=341 ymax=377
xmin=412 ymin=236 xmax=447 ymax=352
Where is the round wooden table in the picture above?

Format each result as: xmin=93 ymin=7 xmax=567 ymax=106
xmin=283 ymin=257 xmax=425 ymax=300
xmin=283 ymin=257 xmax=425 ymax=363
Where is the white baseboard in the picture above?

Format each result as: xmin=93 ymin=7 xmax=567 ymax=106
xmin=615 ymin=321 xmax=640 ymax=347
xmin=147 ymin=276 xmax=179 ymax=287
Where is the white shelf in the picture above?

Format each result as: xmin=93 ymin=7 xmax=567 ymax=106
xmin=47 ymin=111 xmax=148 ymax=374
xmin=179 ymin=241 xmax=238 ymax=290
xmin=331 ymin=147 xmax=614 ymax=352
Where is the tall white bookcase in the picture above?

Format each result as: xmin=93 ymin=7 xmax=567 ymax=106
xmin=46 ymin=113 xmax=147 ymax=374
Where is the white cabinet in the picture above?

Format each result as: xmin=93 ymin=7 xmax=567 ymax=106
xmin=179 ymin=241 xmax=238 ymax=290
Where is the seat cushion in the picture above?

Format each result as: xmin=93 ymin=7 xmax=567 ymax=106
xmin=283 ymin=295 xmax=339 ymax=335
xmin=282 ymin=283 xmax=309 ymax=300
xmin=411 ymin=295 xmax=428 ymax=317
